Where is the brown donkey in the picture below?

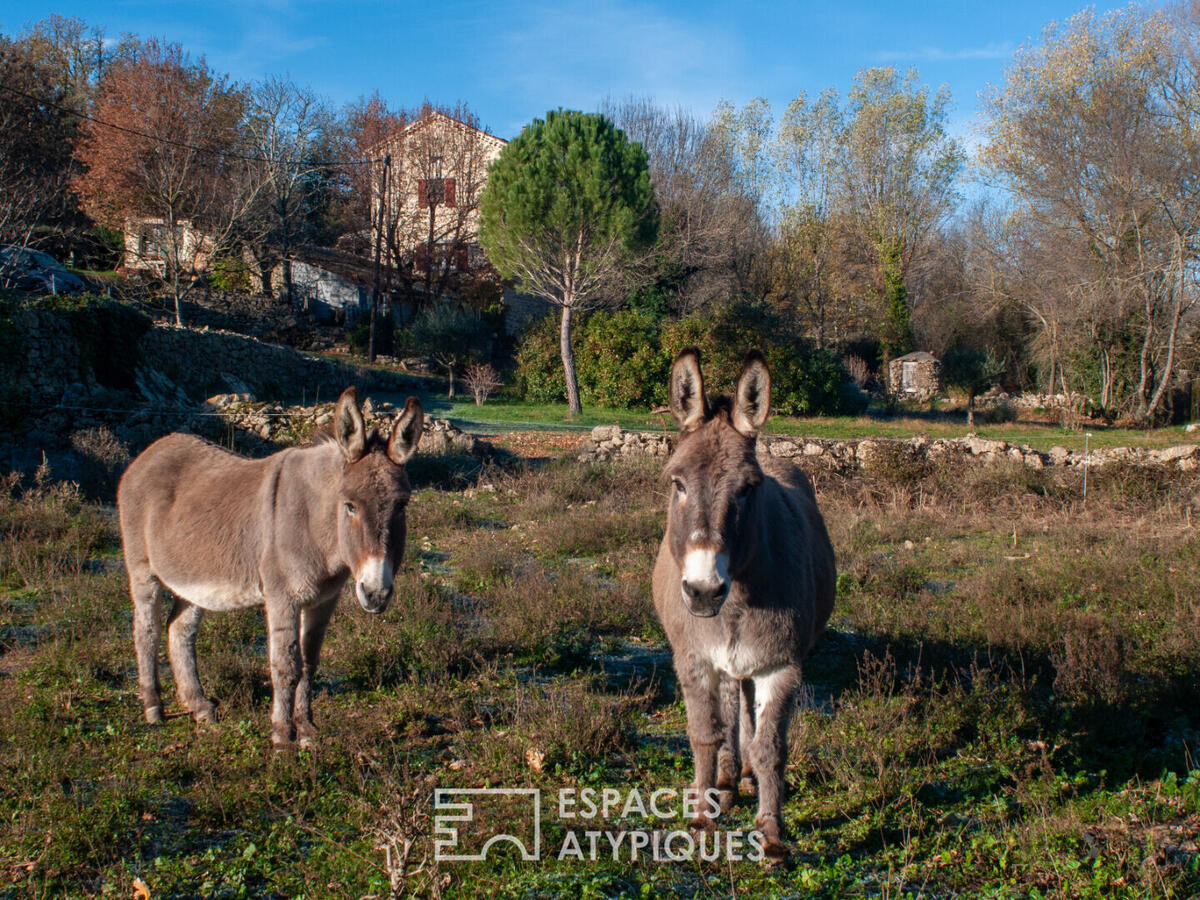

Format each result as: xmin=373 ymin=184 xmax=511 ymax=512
xmin=653 ymin=348 xmax=836 ymax=863
xmin=118 ymin=387 xmax=423 ymax=748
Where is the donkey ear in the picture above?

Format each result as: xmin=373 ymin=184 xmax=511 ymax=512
xmin=669 ymin=347 xmax=708 ymax=431
xmin=334 ymin=387 xmax=366 ymax=461
xmin=732 ymin=350 xmax=771 ymax=436
xmin=388 ymin=396 xmax=424 ymax=465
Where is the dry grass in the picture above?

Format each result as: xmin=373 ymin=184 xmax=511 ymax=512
xmin=1 ymin=450 xmax=1198 ymax=897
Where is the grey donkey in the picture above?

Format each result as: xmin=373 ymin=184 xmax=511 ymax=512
xmin=118 ymin=387 xmax=422 ymax=748
xmin=652 ymin=348 xmax=836 ymax=863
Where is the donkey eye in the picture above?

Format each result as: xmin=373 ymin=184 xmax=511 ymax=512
xmin=672 ymin=477 xmax=687 ymax=496
xmin=345 ymin=502 xmax=358 ymax=517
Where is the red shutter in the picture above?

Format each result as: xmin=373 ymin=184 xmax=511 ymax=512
xmin=417 ymin=179 xmax=427 ymax=208
xmin=415 ymin=243 xmax=430 ymax=270
xmin=444 ymin=177 xmax=456 ymax=207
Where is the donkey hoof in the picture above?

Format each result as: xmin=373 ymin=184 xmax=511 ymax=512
xmin=192 ymin=705 xmax=217 ymax=725
xmin=296 ymin=733 xmax=317 ymax=751
xmin=144 ymin=705 xmax=163 ymax=725
xmin=688 ymin=815 xmax=718 ymax=835
xmin=761 ymin=839 xmax=791 ymax=867
xmin=717 ymin=787 xmax=736 ymax=814
xmin=738 ymin=776 xmax=757 ymax=796
xmin=271 ymin=725 xmax=296 ymax=750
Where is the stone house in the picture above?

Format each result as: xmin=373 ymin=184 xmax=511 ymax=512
xmin=370 ymin=110 xmax=507 ymax=276
xmin=121 ymin=217 xmax=213 ymax=276
xmin=889 ymin=351 xmax=942 ymax=400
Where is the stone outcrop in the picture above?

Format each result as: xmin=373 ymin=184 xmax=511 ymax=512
xmin=577 ymin=426 xmax=1200 ymax=472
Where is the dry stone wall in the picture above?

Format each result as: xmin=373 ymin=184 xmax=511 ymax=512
xmin=577 ymin=426 xmax=1200 ymax=471
xmin=199 ymin=394 xmax=490 ymax=458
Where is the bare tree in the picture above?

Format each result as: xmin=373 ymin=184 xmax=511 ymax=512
xmin=243 ymin=76 xmax=334 ymax=305
xmin=0 ymin=38 xmax=78 ymax=275
xmin=602 ymin=96 xmax=762 ymax=311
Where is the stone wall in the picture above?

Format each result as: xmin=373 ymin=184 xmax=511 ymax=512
xmin=577 ymin=426 xmax=1200 ymax=471
xmin=199 ymin=394 xmax=491 ymax=458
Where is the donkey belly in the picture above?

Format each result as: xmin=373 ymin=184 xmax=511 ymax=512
xmin=156 ymin=570 xmax=265 ymax=612
xmin=706 ymin=641 xmax=770 ymax=679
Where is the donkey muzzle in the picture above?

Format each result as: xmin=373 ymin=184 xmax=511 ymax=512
xmin=681 ymin=545 xmax=730 ymax=617
xmin=355 ymin=556 xmax=394 ymax=613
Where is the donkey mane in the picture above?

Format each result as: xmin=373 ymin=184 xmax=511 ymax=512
xmin=706 ymin=395 xmax=735 ymax=417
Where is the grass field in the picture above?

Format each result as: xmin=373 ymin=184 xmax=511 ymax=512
xmin=2 ymin=448 xmax=1199 ymax=898
xmin=385 ymin=394 xmax=1199 ymax=454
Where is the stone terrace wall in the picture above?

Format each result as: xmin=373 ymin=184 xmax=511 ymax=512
xmin=578 ymin=425 xmax=1200 ymax=471
xmin=14 ymin=307 xmax=421 ymax=410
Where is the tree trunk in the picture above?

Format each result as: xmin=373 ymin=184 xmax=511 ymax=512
xmin=966 ymin=395 xmax=975 ymax=427
xmin=560 ymin=303 xmax=582 ymax=415
xmin=447 ymin=366 xmax=455 ymax=399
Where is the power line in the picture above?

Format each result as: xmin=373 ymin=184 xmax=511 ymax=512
xmin=0 ymin=80 xmax=389 ymax=170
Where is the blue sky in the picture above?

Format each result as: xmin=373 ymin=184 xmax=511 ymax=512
xmin=1 ymin=0 xmax=1138 ymax=142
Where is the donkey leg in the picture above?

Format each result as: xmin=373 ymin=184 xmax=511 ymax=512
xmin=166 ymin=596 xmax=215 ymax=723
xmin=294 ymin=594 xmax=338 ymax=749
xmin=265 ymin=600 xmax=302 ymax=749
xmin=130 ymin=572 xmax=164 ymax=724
xmin=715 ymin=674 xmax=741 ymax=813
xmin=748 ymin=666 xmax=800 ymax=865
xmin=739 ymin=678 xmax=757 ymax=795
xmin=680 ymin=665 xmax=722 ymax=832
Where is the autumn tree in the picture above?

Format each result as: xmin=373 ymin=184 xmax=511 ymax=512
xmin=769 ymin=89 xmax=854 ymax=348
xmin=834 ymin=68 xmax=964 ymax=361
xmin=982 ymin=4 xmax=1200 ymax=422
xmin=16 ymin=15 xmax=137 ymax=111
xmin=74 ymin=40 xmax=262 ymax=323
xmin=479 ymin=109 xmax=657 ymax=414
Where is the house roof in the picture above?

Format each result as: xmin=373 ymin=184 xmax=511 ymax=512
xmin=371 ymin=110 xmax=507 ymax=154
xmin=893 ymin=351 xmax=939 ymax=362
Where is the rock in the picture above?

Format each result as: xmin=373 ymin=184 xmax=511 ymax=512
xmin=1157 ymin=445 xmax=1198 ymax=462
xmin=963 ymin=435 xmax=1008 ymax=455
xmin=1185 ymin=422 xmax=1199 ymax=433
xmin=591 ymin=424 xmax=621 ymax=442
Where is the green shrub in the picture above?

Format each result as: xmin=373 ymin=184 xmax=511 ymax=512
xmin=514 ymin=309 xmax=668 ymax=407
xmin=515 ymin=301 xmax=862 ymax=415
xmin=577 ymin=309 xmax=668 ymax=407
xmin=663 ymin=302 xmax=861 ymax=416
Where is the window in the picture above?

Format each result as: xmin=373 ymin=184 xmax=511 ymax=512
xmin=417 ymin=177 xmax=456 ymax=208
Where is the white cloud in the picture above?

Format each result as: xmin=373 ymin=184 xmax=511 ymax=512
xmin=874 ymin=42 xmax=1014 ymax=63
xmin=480 ymin=0 xmax=752 ymax=133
